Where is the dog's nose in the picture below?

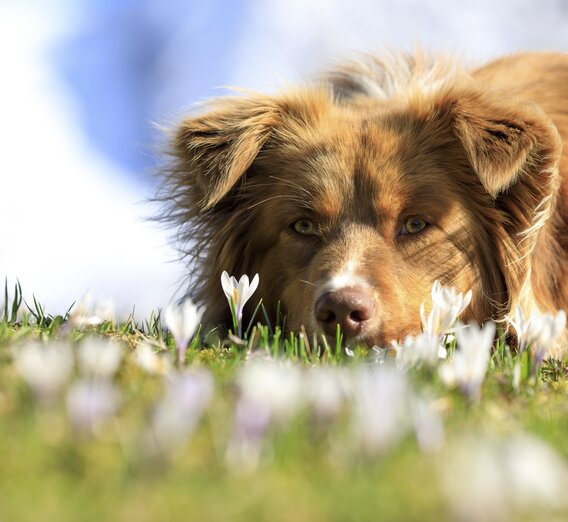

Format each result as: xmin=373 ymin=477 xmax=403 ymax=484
xmin=315 ymin=287 xmax=375 ymax=339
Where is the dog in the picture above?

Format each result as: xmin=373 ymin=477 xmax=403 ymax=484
xmin=159 ymin=51 xmax=568 ymax=349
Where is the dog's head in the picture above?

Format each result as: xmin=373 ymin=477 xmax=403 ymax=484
xmin=164 ymin=70 xmax=561 ymax=346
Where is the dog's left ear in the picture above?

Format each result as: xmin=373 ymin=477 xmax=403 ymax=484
xmin=439 ymin=87 xmax=562 ymax=313
xmin=447 ymin=89 xmax=561 ymax=200
xmin=173 ymin=95 xmax=280 ymax=210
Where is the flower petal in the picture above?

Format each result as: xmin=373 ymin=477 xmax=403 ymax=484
xmin=221 ymin=271 xmax=234 ymax=299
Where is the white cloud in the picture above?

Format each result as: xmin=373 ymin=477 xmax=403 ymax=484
xmin=0 ymin=5 xmax=182 ymax=318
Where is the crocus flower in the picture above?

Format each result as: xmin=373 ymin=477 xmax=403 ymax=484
xmin=370 ymin=345 xmax=390 ymax=365
xmin=439 ymin=434 xmax=568 ymax=521
xmin=235 ymin=358 xmax=302 ymax=423
xmin=509 ymin=306 xmax=533 ymax=354
xmin=510 ymin=307 xmax=566 ymax=375
xmin=221 ymin=271 xmax=259 ymax=337
xmin=163 ymin=298 xmax=202 ymax=365
xmin=225 ymin=395 xmax=272 ymax=474
xmin=531 ymin=309 xmax=566 ymax=371
xmin=66 ymin=379 xmax=121 ymax=435
xmin=134 ymin=341 xmax=173 ymax=376
xmin=226 ymin=359 xmax=302 ymax=472
xmin=68 ymin=293 xmax=115 ymax=327
xmin=146 ymin=370 xmax=213 ymax=456
xmin=13 ymin=341 xmax=73 ymax=404
xmin=420 ymin=281 xmax=472 ymax=339
xmin=392 ymin=332 xmax=446 ymax=370
xmin=304 ymin=366 xmax=350 ymax=421
xmin=77 ymin=338 xmax=123 ymax=379
xmin=411 ymin=397 xmax=445 ymax=453
xmin=350 ymin=365 xmax=411 ymax=454
xmin=438 ymin=321 xmax=495 ymax=400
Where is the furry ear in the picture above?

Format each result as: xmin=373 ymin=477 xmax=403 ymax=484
xmin=439 ymin=87 xmax=562 ymax=315
xmin=173 ymin=95 xmax=280 ymax=210
xmin=449 ymin=90 xmax=561 ymax=199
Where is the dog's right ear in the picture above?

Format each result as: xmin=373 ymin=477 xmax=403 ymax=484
xmin=173 ymin=95 xmax=280 ymax=210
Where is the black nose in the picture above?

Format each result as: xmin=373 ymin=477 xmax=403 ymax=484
xmin=315 ymin=287 xmax=375 ymax=339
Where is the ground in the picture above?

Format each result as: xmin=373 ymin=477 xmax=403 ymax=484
xmin=2 ymin=282 xmax=568 ymax=522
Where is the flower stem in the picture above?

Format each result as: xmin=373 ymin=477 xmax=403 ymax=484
xmin=229 ymin=297 xmax=239 ymax=337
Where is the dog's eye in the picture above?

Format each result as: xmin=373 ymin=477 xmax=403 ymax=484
xmin=400 ymin=216 xmax=428 ymax=235
xmin=292 ymin=219 xmax=316 ymax=236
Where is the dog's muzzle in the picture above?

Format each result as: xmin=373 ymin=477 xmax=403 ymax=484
xmin=315 ymin=286 xmax=376 ymax=340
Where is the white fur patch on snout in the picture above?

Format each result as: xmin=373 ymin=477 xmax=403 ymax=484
xmin=317 ymin=259 xmax=371 ymax=300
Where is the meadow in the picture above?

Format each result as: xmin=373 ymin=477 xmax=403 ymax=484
xmin=2 ymin=277 xmax=568 ymax=522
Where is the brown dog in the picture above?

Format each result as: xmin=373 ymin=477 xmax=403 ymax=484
xmin=160 ymin=51 xmax=568 ymax=348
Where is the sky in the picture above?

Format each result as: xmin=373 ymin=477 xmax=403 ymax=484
xmin=1 ymin=0 xmax=567 ymax=318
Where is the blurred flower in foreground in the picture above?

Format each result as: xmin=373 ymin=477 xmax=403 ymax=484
xmin=509 ymin=307 xmax=566 ymax=377
xmin=221 ymin=271 xmax=259 ymax=337
xmin=370 ymin=345 xmax=390 ymax=365
xmin=146 ymin=370 xmax=213 ymax=456
xmin=509 ymin=307 xmax=566 ymax=382
xmin=66 ymin=379 xmax=121 ymax=435
xmin=226 ymin=358 xmax=302 ymax=473
xmin=235 ymin=358 xmax=303 ymax=424
xmin=411 ymin=398 xmax=445 ymax=453
xmin=77 ymin=338 xmax=123 ymax=379
xmin=134 ymin=341 xmax=173 ymax=376
xmin=420 ymin=281 xmax=472 ymax=339
xmin=510 ymin=307 xmax=566 ymax=358
xmin=528 ymin=310 xmax=566 ymax=371
xmin=305 ymin=366 xmax=350 ymax=421
xmin=68 ymin=293 xmax=115 ymax=327
xmin=439 ymin=433 xmax=568 ymax=521
xmin=13 ymin=341 xmax=73 ymax=403
xmin=509 ymin=306 xmax=533 ymax=354
xmin=163 ymin=298 xmax=202 ymax=365
xmin=439 ymin=321 xmax=495 ymax=400
xmin=392 ymin=332 xmax=446 ymax=370
xmin=351 ymin=365 xmax=411 ymax=455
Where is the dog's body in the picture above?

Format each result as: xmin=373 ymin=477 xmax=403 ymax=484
xmin=161 ymin=51 xmax=568 ymax=348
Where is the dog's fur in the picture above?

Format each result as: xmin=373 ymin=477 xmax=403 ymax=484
xmin=159 ymin=51 xmax=568 ymax=349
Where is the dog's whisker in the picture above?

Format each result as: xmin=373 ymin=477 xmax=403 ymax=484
xmin=268 ymin=175 xmax=316 ymax=199
xmin=237 ymin=186 xmax=314 ymax=207
xmin=246 ymin=194 xmax=305 ymax=210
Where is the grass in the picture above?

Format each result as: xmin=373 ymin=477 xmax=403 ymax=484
xmin=2 ymin=281 xmax=568 ymax=522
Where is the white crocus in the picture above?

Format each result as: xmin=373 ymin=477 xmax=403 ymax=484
xmin=420 ymin=281 xmax=472 ymax=338
xmin=531 ymin=310 xmax=566 ymax=369
xmin=509 ymin=306 xmax=534 ymax=353
xmin=392 ymin=332 xmax=446 ymax=370
xmin=163 ymin=298 xmax=202 ymax=365
xmin=77 ymin=338 xmax=123 ymax=379
xmin=225 ymin=396 xmax=271 ymax=474
xmin=304 ymin=366 xmax=351 ymax=420
xmin=370 ymin=345 xmax=390 ymax=365
xmin=440 ymin=434 xmax=568 ymax=521
xmin=146 ymin=370 xmax=214 ymax=456
xmin=411 ymin=398 xmax=445 ymax=453
xmin=438 ymin=321 xmax=495 ymax=400
xmin=221 ymin=271 xmax=259 ymax=337
xmin=134 ymin=341 xmax=173 ymax=376
xmin=350 ymin=365 xmax=411 ymax=454
xmin=226 ymin=359 xmax=302 ymax=473
xmin=69 ymin=293 xmax=115 ymax=327
xmin=66 ymin=379 xmax=121 ymax=435
xmin=236 ymin=359 xmax=303 ymax=423
xmin=510 ymin=307 xmax=566 ymax=368
xmin=13 ymin=341 xmax=73 ymax=403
